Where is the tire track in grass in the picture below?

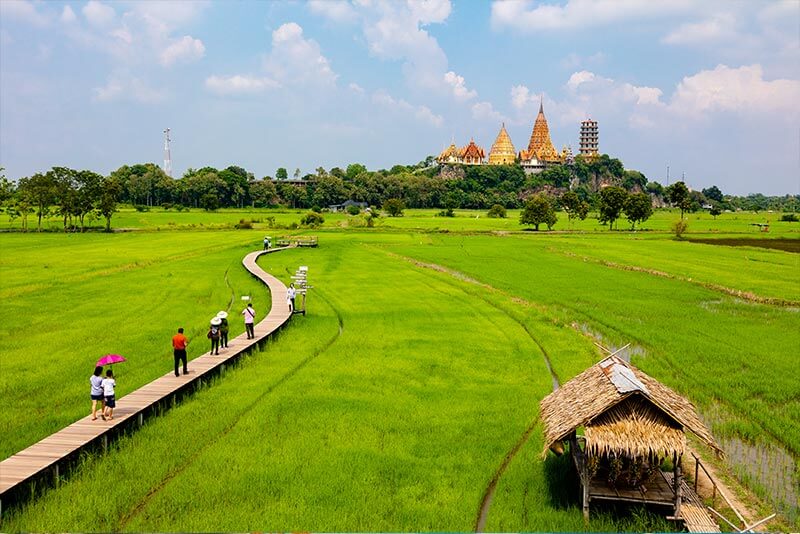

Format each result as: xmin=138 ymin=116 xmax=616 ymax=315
xmin=116 ymin=288 xmax=343 ymax=530
xmin=376 ymin=249 xmax=561 ymax=531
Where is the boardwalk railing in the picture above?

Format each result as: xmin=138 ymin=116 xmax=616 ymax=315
xmin=0 ymin=248 xmax=294 ymax=516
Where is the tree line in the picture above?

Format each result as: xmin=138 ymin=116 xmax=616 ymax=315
xmin=1 ymin=154 xmax=797 ymax=232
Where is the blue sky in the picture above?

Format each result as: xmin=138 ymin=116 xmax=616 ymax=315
xmin=1 ymin=0 xmax=798 ymax=195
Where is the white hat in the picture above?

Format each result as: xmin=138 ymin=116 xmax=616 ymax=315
xmin=216 ymin=311 xmax=228 ymax=319
xmin=210 ymin=317 xmax=222 ymax=326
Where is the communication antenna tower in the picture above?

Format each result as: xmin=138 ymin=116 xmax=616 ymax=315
xmin=163 ymin=128 xmax=172 ymax=177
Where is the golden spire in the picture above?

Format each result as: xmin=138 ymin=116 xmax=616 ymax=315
xmin=488 ymin=122 xmax=516 ymax=165
xmin=525 ymin=100 xmax=559 ymax=162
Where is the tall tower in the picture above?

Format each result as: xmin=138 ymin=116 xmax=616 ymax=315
xmin=163 ymin=128 xmax=172 ymax=177
xmin=579 ymin=118 xmax=598 ymax=159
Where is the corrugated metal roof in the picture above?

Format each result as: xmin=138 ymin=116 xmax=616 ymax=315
xmin=600 ymin=355 xmax=649 ymax=394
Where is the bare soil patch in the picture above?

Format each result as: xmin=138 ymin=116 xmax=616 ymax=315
xmin=688 ymin=237 xmax=800 ymax=253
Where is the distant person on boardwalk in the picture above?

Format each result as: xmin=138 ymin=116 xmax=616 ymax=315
xmin=172 ymin=327 xmax=189 ymax=376
xmin=263 ymin=236 xmax=271 ymax=251
xmin=90 ymin=366 xmax=105 ymax=420
xmin=208 ymin=317 xmax=222 ymax=355
xmin=287 ymin=283 xmax=296 ymax=312
xmin=102 ymin=369 xmax=116 ymax=420
xmin=242 ymin=303 xmax=255 ymax=339
xmin=217 ymin=311 xmax=229 ymax=348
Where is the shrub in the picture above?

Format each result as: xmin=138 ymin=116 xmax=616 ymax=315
xmin=672 ymin=218 xmax=689 ymax=239
xmin=300 ymin=212 xmax=325 ymax=227
xmin=346 ymin=204 xmax=361 ymax=216
xmin=175 ymin=204 xmax=187 ymax=212
xmin=236 ymin=219 xmax=253 ymax=229
xmin=134 ymin=204 xmax=150 ymax=212
xmin=488 ymin=204 xmax=507 ymax=218
xmin=780 ymin=213 xmax=798 ymax=222
xmin=266 ymin=216 xmax=276 ymax=228
xmin=383 ymin=198 xmax=405 ymax=217
xmin=437 ymin=208 xmax=455 ymax=217
xmin=162 ymin=202 xmax=173 ymax=211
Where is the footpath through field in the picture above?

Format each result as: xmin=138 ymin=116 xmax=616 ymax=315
xmin=0 ymin=248 xmax=293 ymax=515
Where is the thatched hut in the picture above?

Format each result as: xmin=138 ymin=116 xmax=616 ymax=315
xmin=540 ymin=355 xmax=721 ymax=521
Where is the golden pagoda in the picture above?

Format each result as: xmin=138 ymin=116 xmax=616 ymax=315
xmin=437 ymin=142 xmax=461 ymax=164
xmin=520 ymin=100 xmax=560 ymax=163
xmin=488 ymin=123 xmax=516 ymax=165
xmin=460 ymin=138 xmax=485 ymax=165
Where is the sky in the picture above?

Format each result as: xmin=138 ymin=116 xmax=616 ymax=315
xmin=1 ymin=0 xmax=798 ymax=195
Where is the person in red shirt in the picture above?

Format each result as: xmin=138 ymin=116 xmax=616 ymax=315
xmin=172 ymin=328 xmax=189 ymax=377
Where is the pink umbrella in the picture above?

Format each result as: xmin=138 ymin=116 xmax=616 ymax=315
xmin=96 ymin=354 xmax=126 ymax=367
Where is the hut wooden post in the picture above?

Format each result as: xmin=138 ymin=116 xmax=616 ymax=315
xmin=673 ymin=452 xmax=682 ymax=518
xmin=569 ymin=431 xmax=590 ymax=522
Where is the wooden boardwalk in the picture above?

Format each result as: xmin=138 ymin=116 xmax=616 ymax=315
xmin=663 ymin=472 xmax=721 ymax=532
xmin=0 ymin=248 xmax=293 ymax=514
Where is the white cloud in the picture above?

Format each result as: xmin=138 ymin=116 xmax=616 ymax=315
xmin=511 ymin=84 xmax=543 ymax=110
xmin=205 ymin=75 xmax=280 ymax=95
xmin=561 ymin=51 xmax=606 ymax=69
xmin=348 ymin=82 xmax=365 ymax=94
xmin=372 ymin=90 xmax=443 ymax=127
xmin=308 ymin=0 xmax=358 ymax=23
xmin=61 ymin=5 xmax=77 ymax=24
xmin=471 ymin=101 xmax=507 ymax=123
xmin=160 ymin=35 xmax=205 ymax=66
xmin=264 ymin=22 xmax=337 ymax=87
xmin=566 ymin=71 xmax=598 ymax=91
xmin=670 ymin=64 xmax=800 ymax=116
xmin=93 ymin=75 xmax=166 ymax=103
xmin=491 ymin=0 xmax=695 ymax=32
xmin=663 ymin=13 xmax=738 ymax=45
xmin=83 ymin=1 xmax=116 ymax=28
xmin=408 ymin=0 xmax=452 ymax=24
xmin=443 ymin=71 xmax=477 ymax=101
xmin=0 ymin=0 xmax=51 ymax=27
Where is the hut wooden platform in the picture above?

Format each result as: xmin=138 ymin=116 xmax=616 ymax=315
xmin=0 ymin=248 xmax=294 ymax=516
xmin=540 ymin=355 xmax=723 ymax=531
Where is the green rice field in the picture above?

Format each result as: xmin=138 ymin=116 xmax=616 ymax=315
xmin=0 ymin=209 xmax=797 ymax=531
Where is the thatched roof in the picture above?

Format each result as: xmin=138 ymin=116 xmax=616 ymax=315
xmin=540 ymin=355 xmax=721 ymax=459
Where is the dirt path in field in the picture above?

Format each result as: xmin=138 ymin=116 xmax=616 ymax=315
xmin=116 ymin=289 xmax=344 ymax=530
xmin=552 ymin=249 xmax=800 ymax=307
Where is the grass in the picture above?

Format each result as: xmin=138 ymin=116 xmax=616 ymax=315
xmin=0 ymin=211 xmax=797 ymax=530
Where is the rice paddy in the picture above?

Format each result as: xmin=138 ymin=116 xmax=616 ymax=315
xmin=0 ymin=209 xmax=797 ymax=531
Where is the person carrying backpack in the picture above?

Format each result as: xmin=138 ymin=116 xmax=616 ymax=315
xmin=216 ymin=311 xmax=229 ymax=348
xmin=208 ymin=317 xmax=222 ymax=355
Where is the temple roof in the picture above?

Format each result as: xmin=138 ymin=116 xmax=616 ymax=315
xmin=438 ymin=142 xmax=460 ymax=161
xmin=526 ymin=102 xmax=560 ymax=163
xmin=489 ymin=123 xmax=516 ymax=163
xmin=461 ymin=138 xmax=485 ymax=160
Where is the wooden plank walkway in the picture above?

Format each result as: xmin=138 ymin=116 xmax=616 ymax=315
xmin=664 ymin=472 xmax=721 ymax=532
xmin=0 ymin=248 xmax=293 ymax=512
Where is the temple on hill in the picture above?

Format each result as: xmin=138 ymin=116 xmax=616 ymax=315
xmin=519 ymin=100 xmax=560 ymax=171
xmin=488 ymin=123 xmax=516 ymax=165
xmin=436 ymin=100 xmax=586 ymax=173
xmin=437 ymin=138 xmax=486 ymax=165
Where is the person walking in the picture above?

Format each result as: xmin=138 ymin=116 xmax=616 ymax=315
xmin=172 ymin=327 xmax=189 ymax=377
xmin=287 ymin=283 xmax=296 ymax=313
xmin=217 ymin=311 xmax=229 ymax=348
xmin=102 ymin=369 xmax=116 ymax=420
xmin=90 ymin=366 xmax=105 ymax=421
xmin=263 ymin=236 xmax=271 ymax=251
xmin=242 ymin=303 xmax=256 ymax=339
xmin=208 ymin=317 xmax=222 ymax=355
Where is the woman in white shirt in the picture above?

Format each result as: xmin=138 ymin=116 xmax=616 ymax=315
xmin=90 ymin=366 xmax=105 ymax=421
xmin=101 ymin=370 xmax=116 ymax=420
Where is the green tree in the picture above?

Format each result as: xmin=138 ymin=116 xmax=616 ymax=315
xmin=520 ymin=194 xmax=557 ymax=231
xmin=560 ymin=191 xmax=589 ymax=225
xmin=487 ymin=204 xmax=507 ymax=218
xmin=249 ymin=179 xmax=278 ymax=207
xmin=667 ymin=181 xmax=691 ymax=218
xmin=598 ymin=186 xmax=628 ymax=230
xmin=646 ymin=181 xmax=664 ymax=196
xmin=98 ymin=175 xmax=121 ymax=232
xmin=622 ymin=170 xmax=647 ymax=191
xmin=199 ymin=193 xmax=220 ymax=211
xmin=383 ymin=198 xmax=405 ymax=217
xmin=73 ymin=170 xmax=104 ymax=232
xmin=276 ymin=168 xmax=288 ymax=181
xmin=17 ymin=172 xmax=56 ymax=231
xmin=702 ymin=185 xmax=724 ymax=203
xmin=346 ymin=163 xmax=367 ymax=181
xmin=623 ymin=192 xmax=654 ymax=230
xmin=709 ymin=206 xmax=722 ymax=219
